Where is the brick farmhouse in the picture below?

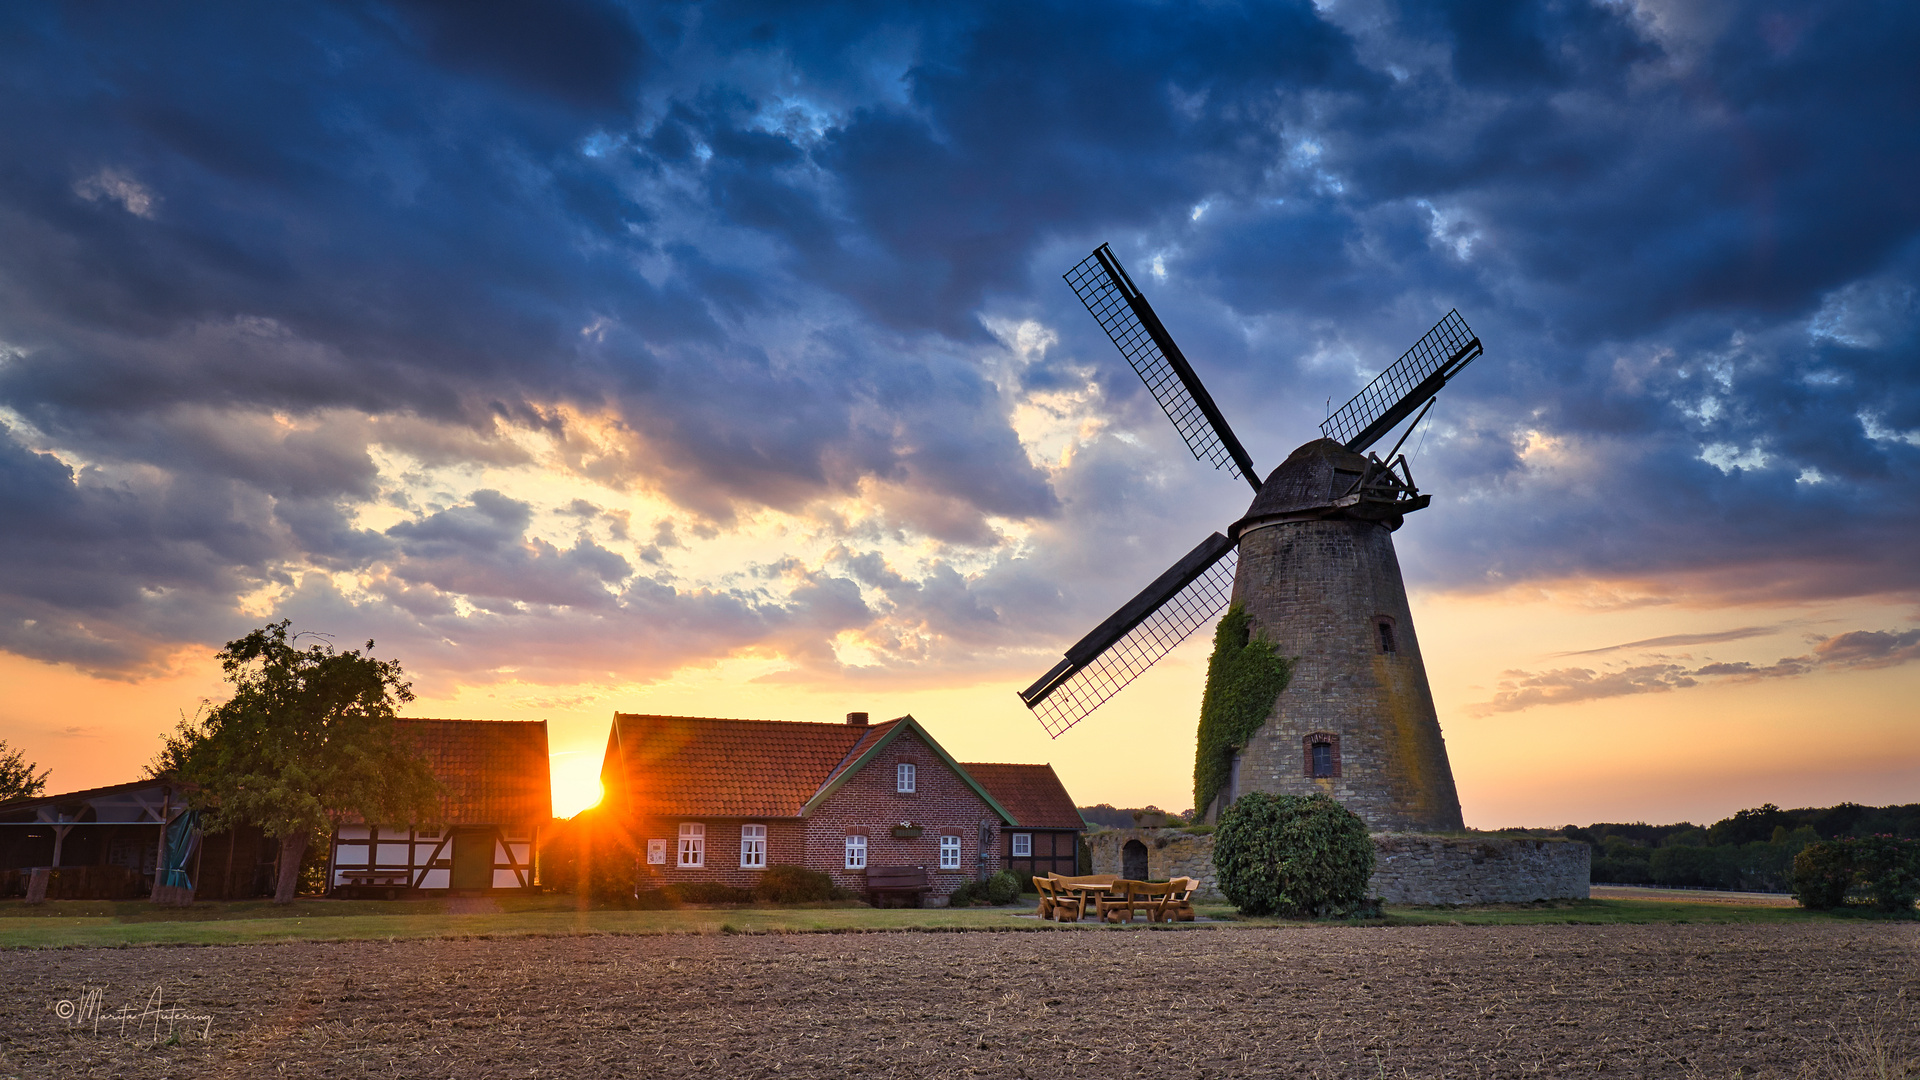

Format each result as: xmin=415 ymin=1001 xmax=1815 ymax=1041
xmin=599 ymin=711 xmax=1084 ymax=902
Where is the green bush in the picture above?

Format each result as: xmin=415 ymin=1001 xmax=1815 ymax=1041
xmin=752 ymin=865 xmax=835 ymax=904
xmin=985 ymin=870 xmax=1022 ymax=905
xmin=1792 ymin=840 xmax=1855 ymax=910
xmin=946 ymin=880 xmax=979 ymax=906
xmin=1852 ymin=835 xmax=1920 ymax=913
xmin=1213 ymin=792 xmax=1374 ymax=917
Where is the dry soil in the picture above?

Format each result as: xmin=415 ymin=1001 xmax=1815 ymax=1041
xmin=2 ymin=922 xmax=1915 ymax=1078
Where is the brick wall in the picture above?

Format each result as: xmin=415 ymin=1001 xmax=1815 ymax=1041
xmin=628 ymin=729 xmax=1002 ymax=902
xmin=1226 ymin=518 xmax=1465 ymax=833
xmin=1088 ymin=827 xmax=1590 ymax=905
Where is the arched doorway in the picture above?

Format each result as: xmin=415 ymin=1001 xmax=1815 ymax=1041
xmin=1122 ymin=839 xmax=1149 ymax=881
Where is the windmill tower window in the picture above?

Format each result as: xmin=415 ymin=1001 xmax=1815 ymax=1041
xmin=1375 ymin=616 xmax=1397 ymax=654
xmin=1304 ymin=733 xmax=1342 ymax=778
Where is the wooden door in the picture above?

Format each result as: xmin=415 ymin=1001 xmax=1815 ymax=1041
xmin=451 ymin=829 xmax=492 ymax=891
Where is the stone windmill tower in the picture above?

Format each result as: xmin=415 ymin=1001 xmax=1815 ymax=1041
xmin=1020 ymin=245 xmax=1483 ymax=833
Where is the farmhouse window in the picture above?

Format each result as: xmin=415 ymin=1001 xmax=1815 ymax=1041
xmin=897 ymin=762 xmax=916 ymax=793
xmin=647 ymin=839 xmax=667 ymax=865
xmin=939 ymin=834 xmax=961 ymax=869
xmin=740 ymin=824 xmax=767 ymax=869
xmin=678 ymin=822 xmax=705 ymax=868
xmin=1011 ymin=833 xmax=1031 ymax=858
xmin=845 ymin=834 xmax=867 ymax=870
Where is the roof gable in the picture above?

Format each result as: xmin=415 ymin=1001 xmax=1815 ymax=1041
xmin=799 ymin=715 xmax=1015 ymax=824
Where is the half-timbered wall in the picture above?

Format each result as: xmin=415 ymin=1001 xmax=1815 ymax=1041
xmin=1002 ymin=829 xmax=1081 ymax=883
xmin=329 ymin=824 xmax=537 ymax=892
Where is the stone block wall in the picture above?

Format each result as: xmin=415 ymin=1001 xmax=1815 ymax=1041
xmin=1087 ymin=828 xmax=1590 ymax=906
xmin=1369 ymin=834 xmax=1590 ymax=905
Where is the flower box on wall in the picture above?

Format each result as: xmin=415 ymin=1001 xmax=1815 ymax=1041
xmin=891 ymin=825 xmax=924 ymax=839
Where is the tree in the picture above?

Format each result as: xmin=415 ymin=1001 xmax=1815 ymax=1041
xmin=0 ymin=739 xmax=50 ymax=801
xmin=159 ymin=621 xmax=441 ymax=903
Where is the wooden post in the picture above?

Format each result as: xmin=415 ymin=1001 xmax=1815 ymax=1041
xmin=24 ymin=867 xmax=50 ymax=905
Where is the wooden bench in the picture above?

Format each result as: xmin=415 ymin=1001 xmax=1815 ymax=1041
xmin=865 ymin=865 xmax=931 ymax=908
xmin=336 ymin=871 xmax=412 ymax=899
xmin=1045 ymin=873 xmax=1119 ymax=921
xmin=1098 ymin=879 xmax=1194 ymax=924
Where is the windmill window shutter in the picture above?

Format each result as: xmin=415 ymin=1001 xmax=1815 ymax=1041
xmin=1376 ymin=616 xmax=1397 ymax=653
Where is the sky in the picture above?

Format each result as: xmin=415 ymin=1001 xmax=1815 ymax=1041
xmin=1 ymin=0 xmax=1915 ymax=826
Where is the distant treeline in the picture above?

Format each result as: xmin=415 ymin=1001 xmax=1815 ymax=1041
xmin=1077 ymin=804 xmax=1190 ymax=829
xmin=1547 ymin=803 xmax=1920 ymax=893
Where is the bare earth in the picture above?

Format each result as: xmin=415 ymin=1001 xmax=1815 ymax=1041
xmin=3 ymin=923 xmax=1915 ymax=1079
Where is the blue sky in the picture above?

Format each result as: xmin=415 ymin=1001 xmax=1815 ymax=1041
xmin=2 ymin=0 xmax=1915 ymax=820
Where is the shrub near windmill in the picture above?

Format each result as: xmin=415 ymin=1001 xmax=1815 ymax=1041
xmin=1021 ymin=243 xmax=1479 ymax=832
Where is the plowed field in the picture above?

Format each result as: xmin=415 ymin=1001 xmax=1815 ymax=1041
xmin=3 ymin=922 xmax=1914 ymax=1078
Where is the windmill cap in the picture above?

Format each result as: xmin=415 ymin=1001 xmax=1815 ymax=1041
xmin=1231 ymin=438 xmax=1414 ymax=538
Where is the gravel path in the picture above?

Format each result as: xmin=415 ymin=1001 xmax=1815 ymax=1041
xmin=2 ymin=922 xmax=1914 ymax=1078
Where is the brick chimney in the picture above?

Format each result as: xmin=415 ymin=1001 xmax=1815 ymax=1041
xmin=846 ymin=711 xmax=869 ymax=727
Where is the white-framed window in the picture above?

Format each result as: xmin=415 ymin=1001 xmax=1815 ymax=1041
xmin=1011 ymin=833 xmax=1032 ymax=858
xmin=678 ymin=822 xmax=705 ymax=867
xmin=740 ymin=824 xmax=767 ymax=869
xmin=845 ymin=834 xmax=867 ymax=870
xmin=647 ymin=839 xmax=668 ymax=865
xmin=940 ymin=834 xmax=961 ymax=870
xmin=896 ymin=762 xmax=916 ymax=793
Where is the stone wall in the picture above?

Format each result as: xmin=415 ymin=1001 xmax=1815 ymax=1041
xmin=1369 ymin=834 xmax=1590 ymax=905
xmin=1087 ymin=828 xmax=1590 ymax=906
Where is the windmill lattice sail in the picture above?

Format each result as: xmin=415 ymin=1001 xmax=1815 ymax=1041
xmin=1020 ymin=533 xmax=1238 ymax=738
xmin=1320 ymin=310 xmax=1483 ymax=453
xmin=1065 ymin=245 xmax=1260 ymax=490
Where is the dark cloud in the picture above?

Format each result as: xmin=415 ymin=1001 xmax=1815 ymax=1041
xmin=0 ymin=0 xmax=1915 ymax=688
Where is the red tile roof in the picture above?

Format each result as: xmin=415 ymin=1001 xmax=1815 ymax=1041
xmin=608 ymin=714 xmax=882 ymax=819
xmin=963 ymin=763 xmax=1086 ymax=830
xmin=397 ymin=719 xmax=551 ymax=827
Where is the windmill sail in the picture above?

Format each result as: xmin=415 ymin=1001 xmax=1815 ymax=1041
xmin=1019 ymin=532 xmax=1238 ymax=737
xmin=1065 ymin=245 xmax=1261 ymax=492
xmin=1321 ymin=310 xmax=1483 ymax=453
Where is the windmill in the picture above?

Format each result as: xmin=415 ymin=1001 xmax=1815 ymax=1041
xmin=1019 ymin=244 xmax=1484 ymax=831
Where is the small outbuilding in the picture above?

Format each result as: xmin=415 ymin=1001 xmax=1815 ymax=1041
xmin=326 ymin=718 xmax=551 ymax=896
xmin=0 ymin=779 xmax=276 ymax=900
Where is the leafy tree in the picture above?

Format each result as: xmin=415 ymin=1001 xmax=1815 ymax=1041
xmin=0 ymin=739 xmax=50 ymax=801
xmin=158 ymin=621 xmax=441 ymax=903
xmin=1213 ymin=791 xmax=1374 ymax=917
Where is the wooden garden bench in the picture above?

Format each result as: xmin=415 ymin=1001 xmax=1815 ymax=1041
xmin=1098 ymin=879 xmax=1195 ymax=923
xmin=865 ymin=865 xmax=932 ymax=907
xmin=1045 ymin=873 xmax=1119 ymax=921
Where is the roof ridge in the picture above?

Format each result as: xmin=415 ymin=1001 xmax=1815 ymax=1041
xmin=613 ymin=713 xmax=877 ymax=729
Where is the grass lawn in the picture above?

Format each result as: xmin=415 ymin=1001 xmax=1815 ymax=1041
xmin=0 ymin=892 xmax=1905 ymax=948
